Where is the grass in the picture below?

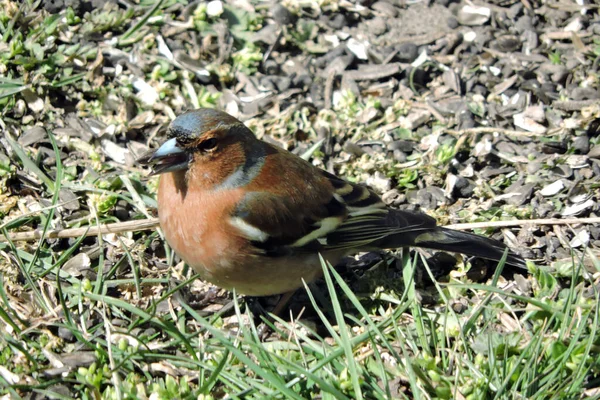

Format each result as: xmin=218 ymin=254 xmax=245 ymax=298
xmin=2 ymin=238 xmax=600 ymax=399
xmin=1 ymin=0 xmax=600 ymax=399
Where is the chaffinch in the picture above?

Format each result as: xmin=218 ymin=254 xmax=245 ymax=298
xmin=139 ymin=108 xmax=526 ymax=296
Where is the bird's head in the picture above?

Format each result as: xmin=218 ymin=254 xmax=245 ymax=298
xmin=139 ymin=108 xmax=254 ymax=176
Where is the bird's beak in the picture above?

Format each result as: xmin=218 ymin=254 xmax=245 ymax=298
xmin=138 ymin=138 xmax=190 ymax=176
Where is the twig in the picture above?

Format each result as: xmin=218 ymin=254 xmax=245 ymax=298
xmin=343 ymin=63 xmax=401 ymax=81
xmin=0 ymin=199 xmax=80 ymax=231
xmin=1 ymin=216 xmax=599 ymax=243
xmin=324 ymin=69 xmax=336 ymax=110
xmin=445 ymin=217 xmax=600 ymax=231
xmin=444 ymin=127 xmax=546 ymax=137
xmin=553 ymin=99 xmax=599 ymax=112
xmin=0 ymin=218 xmax=160 ymax=242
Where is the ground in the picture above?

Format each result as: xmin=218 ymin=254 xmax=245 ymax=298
xmin=0 ymin=0 xmax=599 ymax=399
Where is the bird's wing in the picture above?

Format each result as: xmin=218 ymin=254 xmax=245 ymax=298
xmin=230 ymin=167 xmax=434 ymax=256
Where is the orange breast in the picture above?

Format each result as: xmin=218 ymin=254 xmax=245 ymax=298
xmin=157 ymin=172 xmax=248 ymax=282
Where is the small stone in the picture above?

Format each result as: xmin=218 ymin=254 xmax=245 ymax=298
xmin=513 ymin=113 xmax=547 ymax=134
xmin=275 ymin=76 xmax=292 ymax=92
xmin=537 ymin=63 xmax=569 ymax=84
xmin=395 ymin=42 xmax=418 ymax=63
xmin=327 ymin=14 xmax=346 ymax=30
xmin=347 ymin=38 xmax=369 ymax=60
xmin=454 ymin=176 xmax=474 ymax=198
xmin=541 ymin=141 xmax=567 ymax=155
xmin=387 ymin=140 xmax=413 ymax=152
xmin=507 ymin=3 xmax=523 ymax=20
xmin=343 ymin=141 xmax=365 ymax=157
xmin=526 ymin=161 xmax=543 ymax=175
xmin=503 ymin=182 xmax=535 ymax=206
xmin=393 ymin=149 xmax=406 ymax=162
xmin=62 ymin=253 xmax=91 ymax=278
xmin=58 ymin=327 xmax=75 ymax=341
xmin=457 ymin=5 xmax=491 ymax=26
xmin=382 ymin=188 xmax=401 ymax=204
xmin=570 ymin=87 xmax=600 ymax=101
xmin=292 ymin=73 xmax=312 ymax=89
xmin=366 ymin=171 xmax=391 ymax=193
xmin=565 ymin=58 xmax=581 ymax=71
xmin=494 ymin=35 xmax=520 ymax=52
xmin=540 ymin=180 xmax=564 ymax=196
xmin=271 ymin=4 xmax=295 ymax=25
xmin=514 ymin=274 xmax=531 ymax=295
xmin=206 ymin=0 xmax=224 ymax=17
xmin=447 ymin=16 xmax=459 ymax=29
xmin=569 ymin=230 xmax=590 ymax=248
xmin=101 ymin=139 xmax=129 ymax=164
xmin=523 ymin=30 xmax=539 ymax=51
xmin=19 ymin=126 xmax=47 ymax=147
xmin=22 ymin=88 xmax=44 ymax=113
xmin=263 ymin=60 xmax=280 ymax=75
xmin=368 ymin=17 xmax=387 ymax=36
xmin=371 ymin=1 xmax=397 ymax=17
xmin=564 ymin=17 xmax=582 ymax=32
xmin=572 ymin=136 xmax=590 ymax=154
xmin=402 ymin=109 xmax=431 ymax=130
xmin=588 ymin=145 xmax=600 ymax=159
xmin=562 ymin=199 xmax=594 ymax=216
xmin=260 ymin=76 xmax=277 ymax=91
xmin=114 ymin=204 xmax=129 ymax=220
xmin=59 ymin=189 xmax=80 ymax=211
xmin=515 ymin=15 xmax=534 ymax=32
xmin=450 ymin=299 xmax=468 ymax=314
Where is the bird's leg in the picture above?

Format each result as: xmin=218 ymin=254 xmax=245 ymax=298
xmin=271 ymin=290 xmax=297 ymax=316
xmin=251 ymin=290 xmax=297 ymax=340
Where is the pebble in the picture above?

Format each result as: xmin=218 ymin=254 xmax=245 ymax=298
xmin=570 ymin=87 xmax=600 ymax=101
xmin=271 ymin=4 xmax=295 ymax=25
xmin=343 ymin=141 xmax=366 ymax=157
xmin=371 ymin=1 xmax=397 ymax=17
xmin=588 ymin=145 xmax=600 ymax=159
xmin=540 ymin=180 xmax=565 ymax=196
xmin=457 ymin=5 xmax=491 ymax=26
xmin=562 ymin=199 xmax=594 ymax=216
xmin=454 ymin=176 xmax=474 ymax=198
xmin=382 ymin=189 xmax=405 ymax=206
xmin=495 ymin=35 xmax=521 ymax=52
xmin=292 ymin=73 xmax=312 ymax=89
xmin=572 ymin=136 xmax=590 ymax=154
xmin=504 ymin=182 xmax=535 ymax=206
xmin=368 ymin=17 xmax=388 ymax=36
xmin=395 ymin=42 xmax=418 ymax=63
xmin=447 ymin=17 xmax=459 ymax=29
xmin=366 ymin=171 xmax=391 ymax=193
xmin=18 ymin=126 xmax=47 ymax=147
xmin=387 ymin=140 xmax=413 ymax=152
xmin=393 ymin=149 xmax=407 ymax=162
xmin=327 ymin=14 xmax=346 ymax=30
xmin=263 ymin=60 xmax=280 ymax=75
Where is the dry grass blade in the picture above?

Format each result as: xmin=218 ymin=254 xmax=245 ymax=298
xmin=445 ymin=217 xmax=600 ymax=230
xmin=1 ymin=217 xmax=599 ymax=242
xmin=0 ymin=218 xmax=160 ymax=241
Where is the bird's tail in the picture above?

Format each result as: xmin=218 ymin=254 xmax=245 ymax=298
xmin=375 ymin=211 xmax=527 ymax=269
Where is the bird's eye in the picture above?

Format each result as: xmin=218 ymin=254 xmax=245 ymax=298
xmin=200 ymin=138 xmax=218 ymax=151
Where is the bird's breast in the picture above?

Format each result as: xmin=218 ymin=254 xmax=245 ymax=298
xmin=157 ymin=172 xmax=248 ymax=279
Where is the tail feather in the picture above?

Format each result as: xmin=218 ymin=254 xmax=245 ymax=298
xmin=414 ymin=228 xmax=526 ymax=269
xmin=376 ymin=210 xmax=526 ymax=269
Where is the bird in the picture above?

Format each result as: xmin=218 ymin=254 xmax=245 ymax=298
xmin=139 ymin=108 xmax=526 ymax=296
